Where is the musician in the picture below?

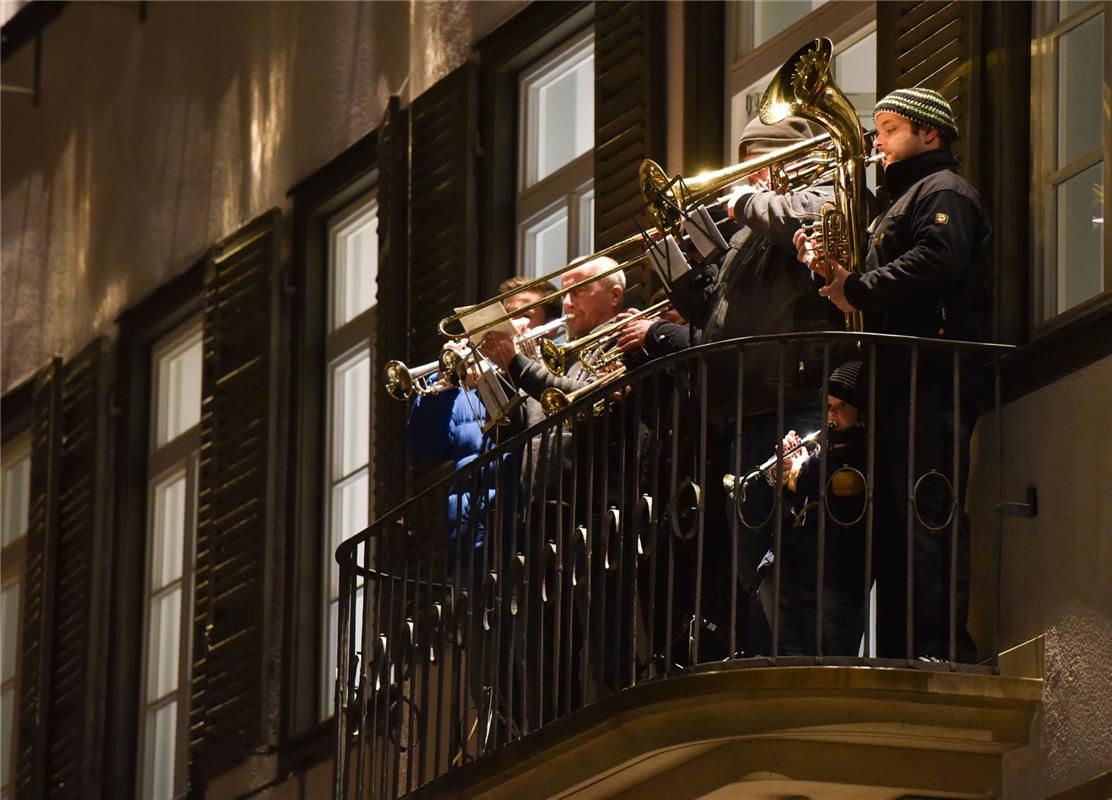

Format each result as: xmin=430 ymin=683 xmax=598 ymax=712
xmin=756 ymin=360 xmax=868 ymax=656
xmin=795 ymin=88 xmax=990 ymax=661
xmin=478 ymin=255 xmax=625 ymax=400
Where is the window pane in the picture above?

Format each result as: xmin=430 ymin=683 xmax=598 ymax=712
xmin=142 ymin=701 xmax=177 ymax=800
xmin=156 ymin=331 xmax=202 ymax=447
xmin=321 ymin=592 xmax=363 ymax=720
xmin=1 ymin=686 xmax=12 ymax=793
xmin=330 ymin=469 xmax=369 ymax=597
xmin=524 ymin=206 xmax=568 ymax=279
xmin=332 ymin=201 xmax=379 ymax=330
xmin=1056 ymin=161 xmax=1105 ymax=313
xmin=147 ymin=587 xmax=182 ymax=702
xmin=578 ymin=189 xmax=595 ymax=256
xmin=332 ymin=351 xmax=371 ymax=478
xmin=1 ymin=454 xmax=29 ymax=547
xmin=523 ymin=37 xmax=594 ymax=186
xmin=1057 ymin=13 xmax=1104 ymax=167
xmin=753 ymin=0 xmax=826 ymax=50
xmin=151 ymin=473 xmax=187 ymax=590
xmin=1060 ymin=1 xmax=1093 ymax=22
xmin=1 ymin=583 xmax=19 ymax=683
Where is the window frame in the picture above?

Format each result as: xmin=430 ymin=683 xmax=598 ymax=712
xmin=0 ymin=388 xmax=31 ymax=800
xmin=515 ymin=25 xmax=597 ymax=278
xmin=135 ymin=318 xmax=202 ymax=800
xmin=724 ymin=1 xmax=874 ymax=165
xmin=286 ymin=126 xmax=380 ymax=751
xmin=1030 ymin=1 xmax=1111 ymax=333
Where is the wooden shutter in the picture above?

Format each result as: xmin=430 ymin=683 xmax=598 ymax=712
xmin=407 ymin=63 xmax=479 ymax=363
xmin=594 ymin=1 xmax=666 ymax=304
xmin=190 ymin=210 xmax=282 ymax=779
xmin=876 ymin=1 xmax=983 ymax=174
xmin=375 ymin=96 xmax=411 ymax=516
xmin=14 ymin=358 xmax=62 ymax=800
xmin=44 ymin=338 xmax=112 ymax=798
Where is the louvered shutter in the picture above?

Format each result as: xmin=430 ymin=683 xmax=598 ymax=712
xmin=408 ymin=63 xmax=479 ymax=363
xmin=375 ymin=96 xmax=411 ymax=515
xmin=14 ymin=358 xmax=62 ymax=800
xmin=45 ymin=338 xmax=111 ymax=798
xmin=877 ymin=1 xmax=983 ymax=174
xmin=594 ymin=0 xmax=666 ymax=305
xmin=190 ymin=210 xmax=282 ymax=779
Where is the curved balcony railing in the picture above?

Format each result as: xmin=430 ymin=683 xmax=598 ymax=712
xmin=332 ymin=331 xmax=1015 ymax=799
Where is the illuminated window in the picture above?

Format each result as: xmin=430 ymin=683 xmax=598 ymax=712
xmin=518 ymin=30 xmax=596 ymax=277
xmin=321 ymin=196 xmax=377 ymax=719
xmin=1 ymin=434 xmax=30 ymax=800
xmin=1033 ymin=3 xmax=1108 ymax=322
xmin=138 ymin=323 xmax=201 ymax=800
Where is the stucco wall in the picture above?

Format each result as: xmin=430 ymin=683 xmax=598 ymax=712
xmin=0 ymin=0 xmax=526 ymax=391
xmin=967 ymin=356 xmax=1112 ymax=797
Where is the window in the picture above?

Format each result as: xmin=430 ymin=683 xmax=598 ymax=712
xmin=321 ymin=196 xmax=377 ymax=719
xmin=725 ymin=3 xmax=875 ymax=166
xmin=1 ymin=434 xmax=30 ymax=800
xmin=1033 ymin=2 xmax=1109 ymax=323
xmin=517 ymin=29 xmax=595 ymax=277
xmin=138 ymin=323 xmax=202 ymax=800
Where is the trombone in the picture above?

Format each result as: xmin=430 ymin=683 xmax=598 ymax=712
xmin=539 ymin=301 xmax=672 ymax=377
xmin=385 ymin=314 xmax=571 ymax=401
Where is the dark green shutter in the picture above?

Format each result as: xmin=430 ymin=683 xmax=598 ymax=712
xmin=44 ymin=338 xmax=112 ymax=798
xmin=14 ymin=358 xmax=62 ymax=800
xmin=594 ymin=1 xmax=667 ymax=303
xmin=190 ymin=210 xmax=282 ymax=779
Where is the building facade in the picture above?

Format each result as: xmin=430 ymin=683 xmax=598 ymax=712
xmin=1 ymin=1 xmax=1109 ymax=798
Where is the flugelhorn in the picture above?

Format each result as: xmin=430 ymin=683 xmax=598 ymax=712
xmin=539 ymin=366 xmax=629 ymax=418
xmin=539 ymin=301 xmax=672 ymax=377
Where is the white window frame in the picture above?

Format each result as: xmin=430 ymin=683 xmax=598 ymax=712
xmin=1 ymin=433 xmax=30 ymax=800
xmin=136 ymin=320 xmax=202 ymax=800
xmin=516 ymin=28 xmax=596 ymax=277
xmin=1031 ymin=1 xmax=1110 ymax=330
xmin=321 ymin=194 xmax=377 ymax=720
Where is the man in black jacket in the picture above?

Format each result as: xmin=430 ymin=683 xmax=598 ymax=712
xmin=796 ymin=88 xmax=991 ymax=662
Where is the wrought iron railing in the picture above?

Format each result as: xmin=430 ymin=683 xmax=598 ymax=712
xmin=332 ymin=332 xmax=1015 ymax=799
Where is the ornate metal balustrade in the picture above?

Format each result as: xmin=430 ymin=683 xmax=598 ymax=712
xmin=332 ymin=332 xmax=1015 ymax=799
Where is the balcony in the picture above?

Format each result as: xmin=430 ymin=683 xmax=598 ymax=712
xmin=333 ymin=332 xmax=1042 ymax=799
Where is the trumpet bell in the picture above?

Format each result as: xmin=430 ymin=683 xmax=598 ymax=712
xmin=384 ymin=360 xmax=414 ymax=401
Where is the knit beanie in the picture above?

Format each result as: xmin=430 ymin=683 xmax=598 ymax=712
xmin=873 ymin=88 xmax=959 ymax=142
xmin=827 ymin=360 xmax=867 ymax=413
xmin=738 ymin=116 xmax=813 ymax=160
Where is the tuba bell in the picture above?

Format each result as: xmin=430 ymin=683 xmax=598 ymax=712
xmin=759 ymin=37 xmax=870 ymax=332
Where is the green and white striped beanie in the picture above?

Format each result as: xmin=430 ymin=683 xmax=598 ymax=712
xmin=873 ymin=88 xmax=958 ymax=142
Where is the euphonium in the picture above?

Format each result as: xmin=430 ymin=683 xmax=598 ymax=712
xmin=759 ymin=37 xmax=869 ymax=332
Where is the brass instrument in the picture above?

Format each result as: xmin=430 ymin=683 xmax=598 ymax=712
xmin=539 ymin=301 xmax=672 ymax=377
xmin=539 ymin=366 xmax=629 ymax=418
xmin=384 ymin=358 xmax=450 ymax=401
xmin=722 ymin=430 xmax=824 ymax=498
xmin=759 ymin=37 xmax=870 ymax=332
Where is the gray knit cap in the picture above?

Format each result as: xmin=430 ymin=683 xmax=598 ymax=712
xmin=738 ymin=116 xmax=813 ymax=160
xmin=873 ymin=88 xmax=959 ymax=142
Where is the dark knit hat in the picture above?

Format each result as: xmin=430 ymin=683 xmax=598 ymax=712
xmin=873 ymin=88 xmax=959 ymax=142
xmin=827 ymin=360 xmax=867 ymax=413
xmin=738 ymin=116 xmax=813 ymax=160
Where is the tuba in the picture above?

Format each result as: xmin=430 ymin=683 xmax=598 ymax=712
xmin=759 ymin=37 xmax=870 ymax=332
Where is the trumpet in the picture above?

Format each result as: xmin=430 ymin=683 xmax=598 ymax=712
xmin=722 ymin=430 xmax=824 ymax=499
xmin=384 ymin=358 xmax=451 ymax=401
xmin=539 ymin=301 xmax=672 ymax=377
